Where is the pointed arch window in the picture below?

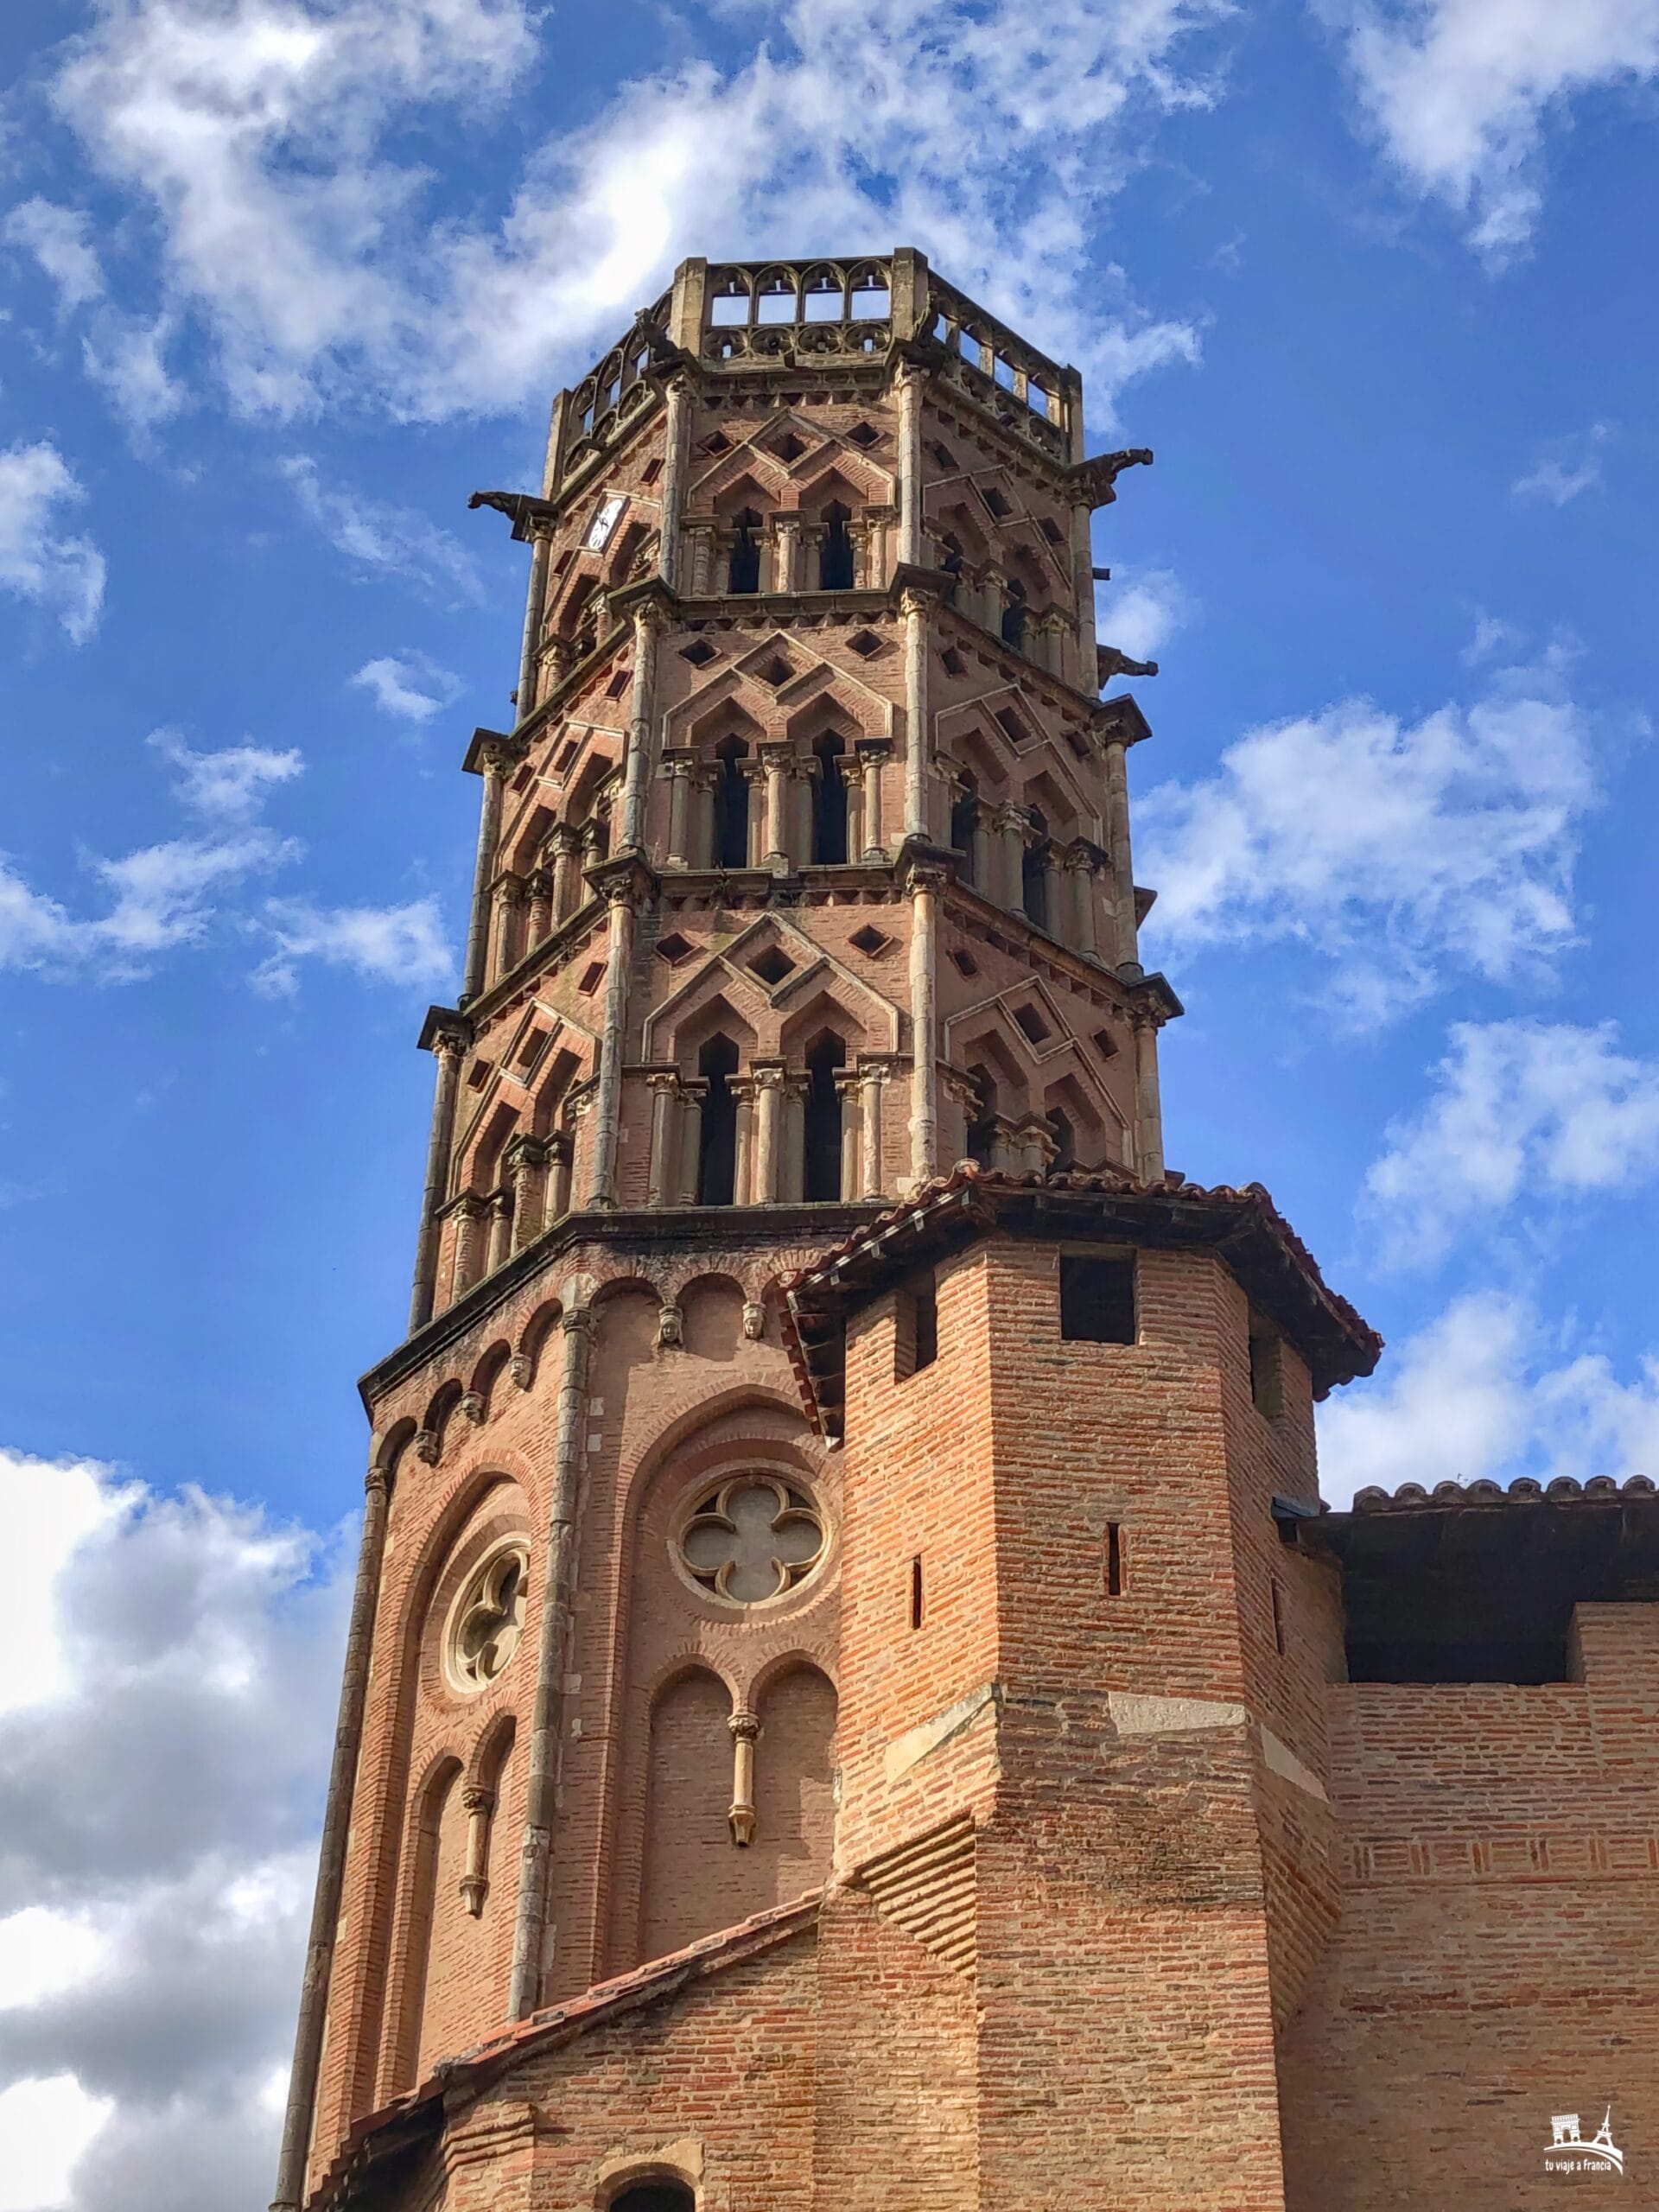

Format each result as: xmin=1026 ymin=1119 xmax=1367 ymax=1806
xmin=966 ymin=1065 xmax=998 ymax=1169
xmin=950 ymin=773 xmax=979 ymax=884
xmin=1001 ymin=579 xmax=1028 ymax=652
xmin=818 ymin=502 xmax=855 ymax=590
xmin=696 ymin=1034 xmax=740 ymax=1204
xmin=1022 ymin=807 xmax=1050 ymax=931
xmin=810 ymin=733 xmax=849 ymax=865
xmin=728 ymin=510 xmax=762 ymax=594
xmin=713 ymin=736 xmax=751 ymax=868
xmin=803 ymin=1032 xmax=847 ymax=1200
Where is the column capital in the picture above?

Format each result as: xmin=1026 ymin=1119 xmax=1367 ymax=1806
xmin=645 ymin=1068 xmax=683 ymax=1097
xmin=855 ymin=737 xmax=893 ymax=763
xmin=905 ymin=860 xmax=950 ymax=897
xmin=728 ymin=1709 xmax=761 ymax=1744
xmin=461 ymin=1784 xmax=497 ymax=1816
xmin=550 ymin=820 xmax=583 ymax=857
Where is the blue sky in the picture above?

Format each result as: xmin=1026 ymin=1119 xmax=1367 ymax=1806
xmin=1 ymin=0 xmax=1657 ymax=2203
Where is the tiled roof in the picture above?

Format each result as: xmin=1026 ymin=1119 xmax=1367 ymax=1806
xmin=778 ymin=1160 xmax=1382 ymax=1430
xmin=308 ymin=1891 xmax=822 ymax=2210
xmin=1347 ymin=1473 xmax=1657 ymax=1513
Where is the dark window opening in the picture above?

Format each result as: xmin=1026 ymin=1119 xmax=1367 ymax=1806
xmin=611 ymin=2188 xmax=696 ymax=2212
xmin=1270 ymin=1578 xmax=1287 ymax=1656
xmin=1249 ymin=1326 xmax=1285 ymax=1420
xmin=950 ymin=776 xmax=978 ymax=880
xmin=1046 ymin=1107 xmax=1076 ymax=1173
xmin=811 ymin=734 xmax=849 ymax=864
xmin=1021 ymin=808 xmax=1050 ymax=931
xmin=713 ymin=736 xmax=751 ymax=868
xmin=894 ymin=1269 xmax=938 ymax=1380
xmin=728 ymin=510 xmax=762 ymax=594
xmin=910 ymin=1554 xmax=925 ymax=1630
xmin=1001 ymin=581 xmax=1027 ymax=651
xmin=965 ymin=1067 xmax=997 ymax=1170
xmin=1059 ymin=1254 xmax=1136 ymax=1344
xmin=818 ymin=502 xmax=855 ymax=590
xmin=696 ymin=1034 xmax=739 ymax=1205
xmin=803 ymin=1033 xmax=847 ymax=1201
xmin=1104 ymin=1521 xmax=1124 ymax=1598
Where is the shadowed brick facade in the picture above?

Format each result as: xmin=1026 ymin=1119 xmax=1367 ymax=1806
xmin=273 ymin=251 xmax=1659 ymax=2212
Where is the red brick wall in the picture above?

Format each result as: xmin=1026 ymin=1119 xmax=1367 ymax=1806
xmin=1280 ymin=1602 xmax=1659 ymax=2208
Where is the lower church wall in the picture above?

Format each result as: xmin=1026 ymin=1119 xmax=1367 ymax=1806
xmin=1280 ymin=1604 xmax=1659 ymax=2209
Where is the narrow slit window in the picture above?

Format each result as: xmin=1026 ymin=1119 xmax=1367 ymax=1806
xmin=894 ymin=1272 xmax=938 ymax=1380
xmin=1270 ymin=1578 xmax=1287 ymax=1657
xmin=1058 ymin=1254 xmax=1136 ymax=1344
xmin=1104 ymin=1522 xmax=1124 ymax=1598
xmin=910 ymin=1554 xmax=924 ymax=1631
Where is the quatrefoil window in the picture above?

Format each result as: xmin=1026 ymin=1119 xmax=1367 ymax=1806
xmin=448 ymin=1542 xmax=530 ymax=1693
xmin=677 ymin=1478 xmax=825 ymax=1605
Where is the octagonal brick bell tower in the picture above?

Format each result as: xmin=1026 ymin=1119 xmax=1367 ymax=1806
xmin=272 ymin=250 xmax=1381 ymax=2212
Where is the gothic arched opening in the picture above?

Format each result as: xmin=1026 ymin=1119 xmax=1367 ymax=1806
xmin=1001 ymin=579 xmax=1027 ymax=652
xmin=1022 ymin=807 xmax=1050 ymax=931
xmin=696 ymin=1034 xmax=740 ymax=1205
xmin=966 ymin=1065 xmax=998 ymax=1169
xmin=818 ymin=501 xmax=855 ymax=589
xmin=810 ymin=733 xmax=849 ymax=865
xmin=950 ymin=772 xmax=978 ymax=883
xmin=803 ymin=1031 xmax=847 ymax=1200
xmin=728 ymin=509 xmax=762 ymax=594
xmin=713 ymin=736 xmax=751 ymax=868
xmin=609 ymin=2187 xmax=695 ymax=2212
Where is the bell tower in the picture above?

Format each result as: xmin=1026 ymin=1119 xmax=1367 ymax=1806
xmin=273 ymin=250 xmax=1378 ymax=2212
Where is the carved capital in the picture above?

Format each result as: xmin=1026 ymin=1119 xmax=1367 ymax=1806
xmin=561 ymin=1304 xmax=598 ymax=1338
xmin=462 ymin=1784 xmax=497 ymax=1816
xmin=658 ymin=1302 xmax=684 ymax=1348
xmin=460 ymin=1391 xmax=486 ymax=1426
xmin=414 ymin=1428 xmax=440 ymax=1467
xmin=508 ymin=1351 xmax=533 ymax=1391
xmin=728 ymin=1710 xmax=761 ymax=1745
xmin=742 ymin=1299 xmax=766 ymax=1341
xmin=458 ymin=1872 xmax=489 ymax=1917
xmin=365 ymin=1464 xmax=391 ymax=1499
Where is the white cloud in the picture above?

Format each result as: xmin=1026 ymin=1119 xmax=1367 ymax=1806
xmin=254 ymin=893 xmax=454 ymax=994
xmin=0 ymin=830 xmax=297 ymax=980
xmin=280 ymin=454 xmax=480 ymax=601
xmin=1 ymin=199 xmax=104 ymax=314
xmin=0 ymin=1446 xmax=349 ymax=2212
xmin=1319 ymin=1291 xmax=1659 ymax=1505
xmin=1136 ymin=661 xmax=1598 ymax=1025
xmin=1512 ymin=421 xmax=1612 ymax=505
xmin=1365 ymin=1018 xmax=1659 ymax=1266
xmin=352 ymin=649 xmax=461 ymax=722
xmin=0 ymin=442 xmax=107 ymax=644
xmin=82 ymin=311 xmax=188 ymax=437
xmin=48 ymin=0 xmax=1226 ymax=423
xmin=1462 ymin=609 xmax=1520 ymax=664
xmin=1096 ymin=565 xmax=1191 ymax=665
xmin=148 ymin=729 xmax=304 ymax=821
xmin=1330 ymin=0 xmax=1659 ymax=258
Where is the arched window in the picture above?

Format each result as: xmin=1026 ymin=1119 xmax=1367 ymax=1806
xmin=966 ymin=1065 xmax=997 ymax=1169
xmin=1001 ymin=578 xmax=1027 ymax=652
xmin=728 ymin=510 xmax=762 ymax=594
xmin=609 ymin=2180 xmax=696 ymax=2212
xmin=696 ymin=1034 xmax=739 ymax=1205
xmin=950 ymin=772 xmax=978 ymax=883
xmin=1046 ymin=1106 xmax=1076 ymax=1173
xmin=803 ymin=1033 xmax=847 ymax=1200
xmin=713 ymin=736 xmax=751 ymax=868
xmin=810 ymin=734 xmax=849 ymax=865
xmin=818 ymin=502 xmax=855 ymax=590
xmin=1022 ymin=806 xmax=1049 ymax=931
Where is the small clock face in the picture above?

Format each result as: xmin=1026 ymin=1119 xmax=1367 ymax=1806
xmin=583 ymin=493 xmax=626 ymax=551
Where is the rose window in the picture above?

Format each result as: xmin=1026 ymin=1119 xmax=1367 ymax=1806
xmin=448 ymin=1544 xmax=529 ymax=1692
xmin=677 ymin=1477 xmax=825 ymax=1605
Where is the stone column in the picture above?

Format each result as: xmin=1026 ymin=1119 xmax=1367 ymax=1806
xmin=658 ymin=374 xmax=691 ymax=593
xmin=449 ymin=1194 xmax=485 ymax=1302
xmin=970 ymin=808 xmax=995 ymax=896
xmin=761 ymin=745 xmax=792 ymax=872
xmin=486 ymin=1190 xmax=513 ymax=1275
xmin=753 ymin=1064 xmax=786 ymax=1203
xmin=677 ymin=1078 xmax=707 ymax=1205
xmin=664 ymin=756 xmax=695 ymax=868
xmin=731 ymin=1077 xmax=756 ymax=1205
xmin=461 ymin=740 xmax=511 ymax=1004
xmin=897 ymin=361 xmax=924 ymax=567
xmin=907 ymin=863 xmax=944 ymax=1187
xmin=791 ymin=757 xmax=816 ymax=866
xmin=526 ymin=868 xmax=553 ymax=950
xmin=773 ymin=515 xmax=801 ymax=594
xmin=856 ymin=740 xmax=890 ymax=859
xmin=620 ymin=601 xmax=662 ymax=854
xmin=744 ymin=763 xmax=767 ymax=867
xmin=691 ymin=770 xmax=716 ymax=868
xmin=646 ymin=1073 xmax=681 ymax=1207
xmin=902 ymin=587 xmax=930 ymax=841
xmin=490 ymin=875 xmax=525 ymax=987
xmin=269 ymin=1456 xmax=391 ymax=2212
xmin=836 ymin=1072 xmax=862 ymax=1198
xmin=686 ymin=523 xmax=715 ymax=596
xmin=409 ymin=1029 xmax=464 ymax=1333
xmin=586 ymin=880 xmax=640 ymax=1208
xmin=550 ymin=823 xmax=582 ymax=924
xmin=995 ymin=804 xmax=1027 ymax=912
xmin=544 ymin=1131 xmax=573 ymax=1224
xmin=780 ymin=1076 xmax=808 ymax=1203
xmin=517 ymin=531 xmax=552 ymax=723
xmin=507 ymin=1136 xmax=546 ymax=1250
xmin=982 ymin=564 xmax=1007 ymax=640
xmin=860 ymin=1062 xmax=887 ymax=1198
xmin=1065 ymin=841 xmax=1100 ymax=957
xmin=728 ymin=1709 xmax=760 ymax=1847
xmin=459 ymin=1785 xmax=496 ymax=1916
xmin=1132 ymin=1014 xmax=1166 ymax=1183
xmin=1103 ymin=737 xmax=1140 ymax=971
xmin=509 ymin=1303 xmax=594 ymax=2018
